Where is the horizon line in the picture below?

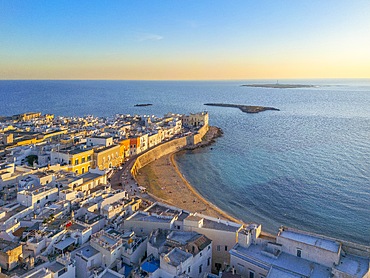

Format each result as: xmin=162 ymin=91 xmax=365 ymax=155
xmin=1 ymin=77 xmax=370 ymax=82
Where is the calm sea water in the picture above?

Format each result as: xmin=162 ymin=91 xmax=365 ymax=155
xmin=1 ymin=80 xmax=369 ymax=245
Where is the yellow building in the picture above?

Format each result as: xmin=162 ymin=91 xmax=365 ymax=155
xmin=51 ymin=145 xmax=94 ymax=175
xmin=118 ymin=138 xmax=131 ymax=159
xmin=12 ymin=112 xmax=41 ymax=122
xmin=42 ymin=129 xmax=68 ymax=141
xmin=14 ymin=136 xmax=41 ymax=146
xmin=0 ymin=239 xmax=22 ymax=271
xmin=93 ymin=144 xmax=122 ymax=170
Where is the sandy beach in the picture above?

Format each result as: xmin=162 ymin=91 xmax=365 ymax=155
xmin=135 ymin=126 xmax=242 ymax=223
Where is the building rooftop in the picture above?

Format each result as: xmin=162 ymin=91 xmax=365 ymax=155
xmin=27 ymin=268 xmax=49 ymax=278
xmin=77 ymin=244 xmax=99 ymax=259
xmin=129 ymin=211 xmax=173 ymax=223
xmin=141 ymin=259 xmax=160 ymax=274
xmin=267 ymin=266 xmax=303 ymax=278
xmin=145 ymin=202 xmax=186 ymax=217
xmin=48 ymin=262 xmax=65 ymax=274
xmin=68 ymin=222 xmax=86 ymax=231
xmin=334 ymin=253 xmax=370 ymax=277
xmin=57 ymin=145 xmax=93 ymax=155
xmin=202 ymin=218 xmax=241 ymax=232
xmin=93 ymin=144 xmax=119 ymax=153
xmin=279 ymin=230 xmax=340 ymax=253
xmin=230 ymin=243 xmax=331 ymax=278
xmin=80 ymin=172 xmax=103 ymax=183
xmin=90 ymin=135 xmax=112 ymax=139
xmin=101 ymin=270 xmax=122 ymax=278
xmin=167 ymin=231 xmax=199 ymax=245
xmin=0 ymin=239 xmax=20 ymax=252
xmin=54 ymin=237 xmax=75 ymax=251
xmin=91 ymin=230 xmax=122 ymax=250
xmin=163 ymin=247 xmax=192 ymax=267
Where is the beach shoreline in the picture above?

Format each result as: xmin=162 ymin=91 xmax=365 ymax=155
xmin=135 ymin=126 xmax=241 ymax=223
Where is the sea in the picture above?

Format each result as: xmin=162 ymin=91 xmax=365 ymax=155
xmin=0 ymin=79 xmax=369 ymax=245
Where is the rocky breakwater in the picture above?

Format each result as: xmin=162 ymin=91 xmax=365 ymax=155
xmin=184 ymin=126 xmax=223 ymax=150
xmin=204 ymin=103 xmax=280 ymax=113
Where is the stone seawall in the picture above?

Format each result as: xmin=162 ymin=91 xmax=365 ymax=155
xmin=131 ymin=124 xmax=209 ymax=177
xmin=194 ymin=124 xmax=209 ymax=144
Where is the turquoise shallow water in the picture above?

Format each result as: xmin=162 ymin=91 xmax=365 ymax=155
xmin=1 ymin=79 xmax=369 ymax=245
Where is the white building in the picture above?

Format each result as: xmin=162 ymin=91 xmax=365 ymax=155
xmin=87 ymin=135 xmax=113 ymax=147
xmin=182 ymin=112 xmax=209 ymax=128
xmin=124 ymin=211 xmax=176 ymax=236
xmin=17 ymin=185 xmax=58 ymax=208
xmin=142 ymin=229 xmax=212 ymax=278
xmin=75 ymin=245 xmax=102 ymax=278
xmin=183 ymin=213 xmax=243 ymax=274
xmin=229 ymin=225 xmax=370 ymax=278
xmin=90 ymin=230 xmax=123 ymax=268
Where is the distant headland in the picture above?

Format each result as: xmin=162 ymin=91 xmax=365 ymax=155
xmin=241 ymin=83 xmax=315 ymax=89
xmin=204 ymin=103 xmax=280 ymax=113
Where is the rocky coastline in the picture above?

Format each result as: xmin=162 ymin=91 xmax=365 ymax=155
xmin=183 ymin=126 xmax=223 ymax=150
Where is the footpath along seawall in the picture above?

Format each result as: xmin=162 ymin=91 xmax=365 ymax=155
xmin=131 ymin=124 xmax=208 ymax=177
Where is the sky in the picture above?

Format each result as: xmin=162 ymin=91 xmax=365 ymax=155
xmin=1 ymin=0 xmax=370 ymax=80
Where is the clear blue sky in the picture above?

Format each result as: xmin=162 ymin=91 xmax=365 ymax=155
xmin=1 ymin=0 xmax=369 ymax=79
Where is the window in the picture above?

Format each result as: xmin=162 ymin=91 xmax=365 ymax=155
xmin=37 ymin=200 xmax=40 ymax=204
xmin=200 ymin=252 xmax=202 ymax=257
xmin=81 ymin=157 xmax=85 ymax=163
xmin=46 ymin=196 xmax=48 ymax=199
xmin=199 ymin=264 xmax=202 ymax=274
xmin=297 ymin=249 xmax=302 ymax=258
xmin=188 ymin=266 xmax=190 ymax=273
xmin=249 ymin=271 xmax=255 ymax=278
xmin=207 ymin=257 xmax=211 ymax=266
xmin=75 ymin=158 xmax=78 ymax=165
xmin=217 ymin=245 xmax=220 ymax=251
xmin=87 ymin=155 xmax=91 ymax=161
xmin=225 ymin=245 xmax=228 ymax=251
xmin=208 ymin=245 xmax=211 ymax=250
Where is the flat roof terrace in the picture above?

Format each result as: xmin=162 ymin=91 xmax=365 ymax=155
xmin=94 ymin=144 xmax=119 ymax=153
xmin=230 ymin=243 xmax=331 ymax=278
xmin=202 ymin=218 xmax=241 ymax=232
xmin=128 ymin=211 xmax=173 ymax=223
xmin=58 ymin=146 xmax=93 ymax=155
xmin=279 ymin=230 xmax=340 ymax=253
xmin=80 ymin=172 xmax=103 ymax=183
xmin=76 ymin=244 xmax=99 ymax=259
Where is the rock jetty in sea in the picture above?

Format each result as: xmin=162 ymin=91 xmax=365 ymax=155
xmin=204 ymin=103 xmax=280 ymax=113
xmin=241 ymin=83 xmax=315 ymax=89
xmin=134 ymin=103 xmax=153 ymax=107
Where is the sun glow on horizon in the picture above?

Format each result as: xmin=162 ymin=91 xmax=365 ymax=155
xmin=1 ymin=1 xmax=370 ymax=80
